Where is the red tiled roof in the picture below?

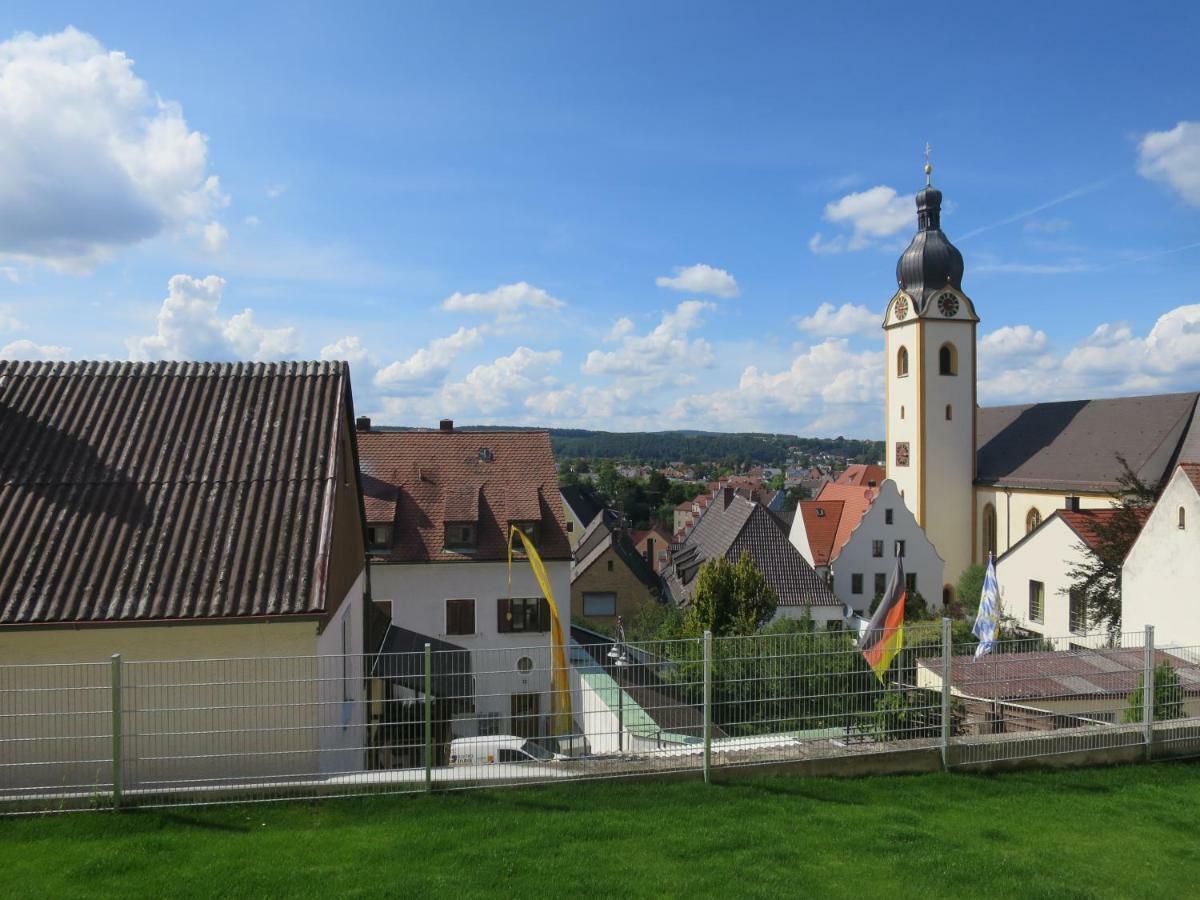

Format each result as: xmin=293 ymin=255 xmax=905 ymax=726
xmin=1059 ymin=508 xmax=1151 ymax=554
xmin=797 ymin=500 xmax=845 ymax=566
xmin=814 ymin=482 xmax=879 ymax=560
xmin=1181 ymin=463 xmax=1200 ymax=493
xmin=836 ymin=464 xmax=885 ymax=488
xmin=357 ymin=429 xmax=570 ymax=562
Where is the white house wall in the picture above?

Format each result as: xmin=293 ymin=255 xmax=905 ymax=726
xmin=370 ymin=559 xmax=576 ymax=739
xmin=995 ymin=517 xmax=1088 ymax=639
xmin=1123 ymin=469 xmax=1200 ymax=646
xmin=315 ymin=568 xmax=368 ymax=775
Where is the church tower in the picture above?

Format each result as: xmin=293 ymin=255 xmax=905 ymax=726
xmin=883 ymin=159 xmax=978 ymax=604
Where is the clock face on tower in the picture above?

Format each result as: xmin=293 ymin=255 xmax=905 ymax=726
xmin=937 ymin=292 xmax=959 ymax=317
xmin=894 ymin=297 xmax=908 ymax=320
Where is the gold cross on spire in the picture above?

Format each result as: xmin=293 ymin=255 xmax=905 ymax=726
xmin=924 ymin=143 xmax=933 ymax=186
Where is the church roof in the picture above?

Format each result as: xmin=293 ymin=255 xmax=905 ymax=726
xmin=976 ymin=392 xmax=1200 ymax=493
xmin=895 ymin=179 xmax=965 ymax=311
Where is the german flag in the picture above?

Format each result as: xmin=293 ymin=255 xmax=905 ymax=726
xmin=861 ymin=558 xmax=906 ymax=682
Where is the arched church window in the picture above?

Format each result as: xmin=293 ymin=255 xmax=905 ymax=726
xmin=939 ymin=343 xmax=957 ymax=376
xmin=1180 ymin=507 xmax=1187 ymax=530
xmin=945 ymin=404 xmax=952 ymax=421
xmin=897 ymin=346 xmax=909 ymax=377
xmin=1026 ymin=508 xmax=1042 ymax=534
xmin=982 ymin=504 xmax=997 ymax=560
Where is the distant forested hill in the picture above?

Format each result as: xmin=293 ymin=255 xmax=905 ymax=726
xmin=377 ymin=424 xmax=882 ymax=466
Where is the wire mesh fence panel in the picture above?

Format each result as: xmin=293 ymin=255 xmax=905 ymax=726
xmin=945 ymin=630 xmax=1155 ymax=767
xmin=8 ymin=623 xmax=1200 ymax=813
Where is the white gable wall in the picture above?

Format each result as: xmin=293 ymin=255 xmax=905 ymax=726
xmin=995 ymin=516 xmax=1089 ymax=639
xmin=1122 ymin=468 xmax=1200 ymax=646
xmin=828 ymin=480 xmax=943 ymax=616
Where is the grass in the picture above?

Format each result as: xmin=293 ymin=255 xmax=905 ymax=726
xmin=3 ymin=762 xmax=1200 ymax=898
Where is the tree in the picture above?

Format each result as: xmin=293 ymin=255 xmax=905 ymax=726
xmin=956 ymin=564 xmax=986 ymax=615
xmin=595 ymin=460 xmax=620 ymax=502
xmin=685 ymin=552 xmax=778 ymax=637
xmin=1123 ymin=661 xmax=1184 ymax=723
xmin=1065 ymin=456 xmax=1156 ymax=634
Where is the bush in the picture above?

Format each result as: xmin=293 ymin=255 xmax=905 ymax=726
xmin=956 ymin=564 xmax=986 ymax=615
xmin=1123 ymin=661 xmax=1184 ymax=723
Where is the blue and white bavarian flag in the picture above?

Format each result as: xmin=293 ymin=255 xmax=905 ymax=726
xmin=972 ymin=554 xmax=1000 ymax=658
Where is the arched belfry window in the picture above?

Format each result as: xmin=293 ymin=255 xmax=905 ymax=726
xmin=897 ymin=346 xmax=909 ymax=377
xmin=939 ymin=343 xmax=957 ymax=376
xmin=1026 ymin=508 xmax=1042 ymax=534
xmin=982 ymin=504 xmax=997 ymax=560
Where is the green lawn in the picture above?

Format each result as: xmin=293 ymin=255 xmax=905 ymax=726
xmin=3 ymin=763 xmax=1200 ymax=898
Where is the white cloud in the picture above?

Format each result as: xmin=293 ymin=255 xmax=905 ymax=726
xmin=795 ymin=302 xmax=878 ymax=338
xmin=1138 ymin=121 xmax=1200 ymax=206
xmin=655 ymin=263 xmax=739 ymax=299
xmin=0 ymin=338 xmax=70 ymax=360
xmin=202 ymin=221 xmax=228 ymax=254
xmin=265 ymin=184 xmax=287 ymax=199
xmin=809 ymin=185 xmax=912 ymax=253
xmin=441 ymin=282 xmax=565 ymax=321
xmin=0 ymin=28 xmax=227 ymax=270
xmin=320 ymin=335 xmax=378 ymax=382
xmin=0 ymin=304 xmax=22 ymax=331
xmin=373 ymin=327 xmax=483 ymax=394
xmin=441 ymin=347 xmax=562 ymax=415
xmin=244 ymin=215 xmax=261 ymax=227
xmin=606 ymin=317 xmax=635 ymax=341
xmin=127 ymin=274 xmax=298 ymax=362
xmin=582 ymin=301 xmax=714 ymax=379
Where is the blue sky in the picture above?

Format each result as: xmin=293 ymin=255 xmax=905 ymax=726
xmin=0 ymin=2 xmax=1197 ymax=437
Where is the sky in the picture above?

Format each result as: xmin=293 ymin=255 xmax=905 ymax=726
xmin=0 ymin=2 xmax=1197 ymax=438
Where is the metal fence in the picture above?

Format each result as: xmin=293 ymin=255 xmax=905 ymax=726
xmin=4 ymin=621 xmax=1200 ymax=813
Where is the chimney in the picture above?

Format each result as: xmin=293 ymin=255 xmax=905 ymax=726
xmin=1065 ymin=496 xmax=1081 ymax=512
xmin=439 ymin=418 xmax=453 ymax=432
xmin=356 ymin=416 xmax=371 ymax=432
xmin=722 ymin=487 xmax=735 ymax=510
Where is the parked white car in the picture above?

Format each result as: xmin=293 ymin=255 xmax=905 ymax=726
xmin=449 ymin=735 xmax=565 ymax=767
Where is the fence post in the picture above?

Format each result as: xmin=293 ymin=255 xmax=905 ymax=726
xmin=1143 ymin=624 xmax=1155 ymax=761
xmin=111 ymin=653 xmax=123 ymax=809
xmin=702 ymin=630 xmax=712 ymax=784
xmin=424 ymin=642 xmax=433 ymax=792
xmin=940 ymin=617 xmax=952 ymax=770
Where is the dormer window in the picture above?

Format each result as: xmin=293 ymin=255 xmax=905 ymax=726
xmin=367 ymin=524 xmax=392 ymax=554
xmin=444 ymin=523 xmax=477 ymax=551
xmin=511 ymin=521 xmax=540 ymax=549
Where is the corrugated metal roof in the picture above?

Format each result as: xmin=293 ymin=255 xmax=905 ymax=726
xmin=0 ymin=360 xmax=353 ymax=625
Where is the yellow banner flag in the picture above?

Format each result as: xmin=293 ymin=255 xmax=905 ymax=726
xmin=507 ymin=526 xmax=573 ymax=736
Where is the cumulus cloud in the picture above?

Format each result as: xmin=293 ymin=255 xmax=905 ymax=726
xmin=582 ymin=301 xmax=715 ymax=380
xmin=1138 ymin=121 xmax=1200 ymax=206
xmin=795 ymin=302 xmax=878 ymax=338
xmin=809 ymin=186 xmax=913 ymax=253
xmin=655 ymin=263 xmax=739 ymax=299
xmin=373 ymin=327 xmax=483 ymax=394
xmin=0 ymin=338 xmax=70 ymax=361
xmin=202 ymin=221 xmax=229 ymax=254
xmin=127 ymin=275 xmax=298 ymax=362
xmin=441 ymin=282 xmax=565 ymax=321
xmin=441 ymin=347 xmax=562 ymax=415
xmin=0 ymin=28 xmax=227 ymax=270
xmin=320 ymin=335 xmax=377 ymax=369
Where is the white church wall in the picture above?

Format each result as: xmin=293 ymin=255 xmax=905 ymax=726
xmin=1123 ymin=468 xmax=1200 ymax=646
xmin=975 ymin=487 xmax=1111 ymax=564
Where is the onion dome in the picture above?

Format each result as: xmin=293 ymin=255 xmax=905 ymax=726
xmin=895 ymin=162 xmax=964 ymax=310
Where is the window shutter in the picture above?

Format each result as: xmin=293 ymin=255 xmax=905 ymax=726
xmin=497 ymin=598 xmax=511 ymax=633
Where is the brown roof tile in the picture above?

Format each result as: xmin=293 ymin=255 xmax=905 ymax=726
xmin=357 ymin=429 xmax=569 ymax=562
xmin=814 ymin=482 xmax=878 ymax=560
xmin=797 ymin=500 xmax=845 ymax=566
xmin=1059 ymin=508 xmax=1151 ymax=554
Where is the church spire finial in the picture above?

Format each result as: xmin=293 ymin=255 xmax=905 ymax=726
xmin=924 ymin=142 xmax=933 ymax=186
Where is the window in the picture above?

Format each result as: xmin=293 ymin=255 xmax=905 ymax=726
xmin=945 ymin=404 xmax=953 ymax=421
xmin=900 ymin=405 xmax=905 ymax=420
xmin=897 ymin=346 xmax=909 ymax=377
xmin=872 ymin=539 xmax=884 ymax=558
xmin=894 ymin=539 xmax=906 ymax=557
xmin=516 ymin=656 xmax=534 ymax=674
xmin=566 ymin=520 xmax=574 ymax=533
xmin=885 ymin=508 xmax=894 ymax=525
xmin=983 ymin=504 xmax=997 ymax=560
xmin=894 ymin=443 xmax=909 ymax=468
xmin=511 ymin=521 xmax=540 ymax=549
xmin=367 ymin=524 xmax=392 ymax=553
xmin=498 ymin=597 xmax=550 ymax=633
xmin=939 ymin=342 xmax=957 ymax=376
xmin=607 ymin=559 xmax=614 ymax=572
xmin=1069 ymin=588 xmax=1086 ymax=635
xmin=477 ymin=712 xmax=501 ymax=736
xmin=851 ymin=574 xmax=864 ymax=595
xmin=444 ymin=523 xmax=477 ymax=551
xmin=1180 ymin=507 xmax=1187 ymax=531
xmin=1026 ymin=508 xmax=1042 ymax=534
xmin=874 ymin=573 xmax=886 ymax=596
xmin=905 ymin=572 xmax=917 ymax=594
xmin=446 ymin=598 xmax=476 ymax=635
xmin=1028 ymin=581 xmax=1044 ymax=624
xmin=498 ymin=749 xmax=527 ymax=764
xmin=582 ymin=592 xmax=617 ymax=617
